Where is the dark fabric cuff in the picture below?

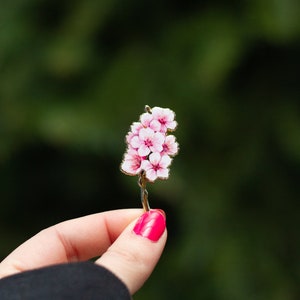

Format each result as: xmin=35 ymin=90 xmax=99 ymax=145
xmin=0 ymin=261 xmax=131 ymax=300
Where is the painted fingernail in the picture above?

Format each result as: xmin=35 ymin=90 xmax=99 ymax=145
xmin=133 ymin=210 xmax=166 ymax=242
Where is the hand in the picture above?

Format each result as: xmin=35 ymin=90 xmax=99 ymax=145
xmin=0 ymin=209 xmax=167 ymax=295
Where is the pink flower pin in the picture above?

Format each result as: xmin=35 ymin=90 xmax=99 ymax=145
xmin=120 ymin=105 xmax=179 ymax=211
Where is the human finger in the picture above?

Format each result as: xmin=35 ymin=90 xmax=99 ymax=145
xmin=0 ymin=209 xmax=142 ymax=279
xmin=96 ymin=209 xmax=167 ymax=295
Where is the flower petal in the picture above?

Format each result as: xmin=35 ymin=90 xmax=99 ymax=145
xmin=139 ymin=127 xmax=154 ymax=140
xmin=130 ymin=136 xmax=141 ymax=149
xmin=149 ymin=152 xmax=161 ymax=165
xmin=140 ymin=113 xmax=153 ymax=127
xmin=167 ymin=120 xmax=177 ymax=130
xmin=160 ymin=155 xmax=172 ymax=168
xmin=157 ymin=168 xmax=169 ymax=179
xmin=149 ymin=119 xmax=161 ymax=131
xmin=145 ymin=169 xmax=158 ymax=182
xmin=138 ymin=144 xmax=151 ymax=156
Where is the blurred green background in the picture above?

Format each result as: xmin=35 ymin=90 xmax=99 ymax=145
xmin=1 ymin=0 xmax=300 ymax=299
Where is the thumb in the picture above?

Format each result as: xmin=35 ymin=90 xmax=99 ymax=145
xmin=96 ymin=209 xmax=167 ymax=295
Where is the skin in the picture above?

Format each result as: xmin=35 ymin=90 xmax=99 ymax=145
xmin=0 ymin=209 xmax=167 ymax=295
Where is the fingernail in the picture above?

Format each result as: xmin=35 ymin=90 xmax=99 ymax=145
xmin=133 ymin=210 xmax=166 ymax=242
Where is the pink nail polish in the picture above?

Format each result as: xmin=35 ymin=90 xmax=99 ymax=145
xmin=133 ymin=210 xmax=166 ymax=242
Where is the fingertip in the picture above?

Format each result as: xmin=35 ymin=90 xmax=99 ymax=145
xmin=133 ymin=209 xmax=166 ymax=242
xmin=96 ymin=209 xmax=167 ymax=295
xmin=152 ymin=208 xmax=166 ymax=218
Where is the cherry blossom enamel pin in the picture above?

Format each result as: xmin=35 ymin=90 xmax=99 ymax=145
xmin=121 ymin=105 xmax=179 ymax=211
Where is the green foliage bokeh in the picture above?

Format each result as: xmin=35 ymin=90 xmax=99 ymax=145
xmin=1 ymin=1 xmax=299 ymax=299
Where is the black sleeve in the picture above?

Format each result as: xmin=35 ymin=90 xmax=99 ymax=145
xmin=0 ymin=261 xmax=131 ymax=300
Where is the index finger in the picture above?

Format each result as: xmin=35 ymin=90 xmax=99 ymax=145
xmin=0 ymin=209 xmax=143 ymax=279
